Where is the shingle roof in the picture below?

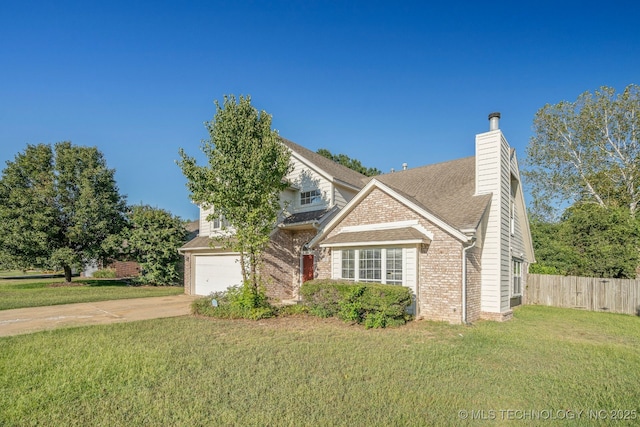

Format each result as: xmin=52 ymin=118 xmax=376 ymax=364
xmin=321 ymin=227 xmax=431 ymax=246
xmin=281 ymin=207 xmax=338 ymax=226
xmin=180 ymin=236 xmax=213 ymax=251
xmin=280 ymin=138 xmax=369 ymax=189
xmin=372 ymin=156 xmax=491 ymax=231
xmin=180 ymin=235 xmax=237 ymax=251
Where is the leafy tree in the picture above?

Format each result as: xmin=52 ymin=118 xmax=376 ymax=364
xmin=0 ymin=142 xmax=127 ymax=282
xmin=316 ymin=148 xmax=381 ymax=176
xmin=561 ymin=204 xmax=640 ymax=279
xmin=525 ymin=84 xmax=640 ymax=220
xmin=531 ymin=205 xmax=640 ymax=278
xmin=178 ymin=95 xmax=291 ymax=297
xmin=528 ymin=219 xmax=576 ymax=275
xmin=123 ymin=205 xmax=187 ymax=285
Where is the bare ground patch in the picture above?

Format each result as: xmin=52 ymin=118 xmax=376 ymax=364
xmin=48 ymin=282 xmax=88 ymax=288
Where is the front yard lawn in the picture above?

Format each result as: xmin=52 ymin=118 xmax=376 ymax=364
xmin=0 ymin=277 xmax=183 ymax=310
xmin=1 ymin=305 xmax=639 ymax=426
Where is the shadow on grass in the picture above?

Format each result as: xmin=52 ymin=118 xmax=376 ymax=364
xmin=81 ymin=279 xmax=132 ymax=287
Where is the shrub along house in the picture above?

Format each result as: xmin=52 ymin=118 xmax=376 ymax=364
xmin=180 ymin=113 xmax=534 ymax=323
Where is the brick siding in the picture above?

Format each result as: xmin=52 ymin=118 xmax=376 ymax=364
xmin=183 ymin=253 xmax=193 ymax=295
xmin=107 ymin=261 xmax=140 ymax=278
xmin=261 ymin=228 xmax=317 ymax=301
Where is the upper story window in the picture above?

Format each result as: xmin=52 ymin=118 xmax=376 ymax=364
xmin=301 ymin=189 xmax=322 ymax=206
xmin=510 ymin=200 xmax=515 ymax=235
xmin=212 ymin=214 xmax=231 ymax=230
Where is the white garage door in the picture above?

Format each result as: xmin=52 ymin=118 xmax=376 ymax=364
xmin=194 ymin=255 xmax=243 ymax=296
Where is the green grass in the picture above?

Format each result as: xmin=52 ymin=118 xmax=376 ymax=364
xmin=1 ymin=305 xmax=639 ymax=426
xmin=0 ymin=277 xmax=183 ymax=310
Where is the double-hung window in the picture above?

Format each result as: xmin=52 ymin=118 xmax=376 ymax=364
xmin=512 ymin=259 xmax=522 ymax=296
xmin=386 ymin=248 xmax=403 ymax=284
xmin=213 ymin=215 xmax=230 ymax=230
xmin=341 ymin=249 xmax=355 ymax=279
xmin=359 ymin=249 xmax=382 ymax=282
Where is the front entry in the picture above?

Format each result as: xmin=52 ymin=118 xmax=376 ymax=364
xmin=302 ymin=254 xmax=314 ymax=282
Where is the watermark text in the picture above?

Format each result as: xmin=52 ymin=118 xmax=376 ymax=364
xmin=457 ymin=409 xmax=637 ymax=421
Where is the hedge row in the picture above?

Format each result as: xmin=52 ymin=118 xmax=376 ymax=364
xmin=300 ymin=279 xmax=413 ymax=328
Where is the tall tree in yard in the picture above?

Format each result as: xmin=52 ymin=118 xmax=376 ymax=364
xmin=525 ymin=84 xmax=640 ymax=220
xmin=178 ymin=95 xmax=291 ymax=296
xmin=561 ymin=204 xmax=640 ymax=279
xmin=123 ymin=205 xmax=187 ymax=285
xmin=316 ymin=148 xmax=381 ymax=176
xmin=0 ymin=142 xmax=127 ymax=282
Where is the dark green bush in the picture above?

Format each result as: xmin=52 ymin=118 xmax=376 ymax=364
xmin=300 ymin=279 xmax=412 ymax=328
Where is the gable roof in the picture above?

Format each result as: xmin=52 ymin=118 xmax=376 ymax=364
xmin=371 ymin=156 xmax=491 ymax=231
xmin=280 ymin=138 xmax=369 ymax=190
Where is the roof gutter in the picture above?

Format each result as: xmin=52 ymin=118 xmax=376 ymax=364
xmin=277 ymin=220 xmax=321 ymax=230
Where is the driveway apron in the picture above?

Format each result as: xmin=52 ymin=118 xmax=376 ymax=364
xmin=0 ymin=295 xmax=197 ymax=337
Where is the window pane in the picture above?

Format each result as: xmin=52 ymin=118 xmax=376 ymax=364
xmin=512 ymin=259 xmax=522 ymax=295
xmin=359 ymin=249 xmax=381 ymax=282
xmin=386 ymin=248 xmax=403 ymax=284
xmin=341 ymin=250 xmax=355 ymax=280
xmin=301 ymin=189 xmax=321 ymax=205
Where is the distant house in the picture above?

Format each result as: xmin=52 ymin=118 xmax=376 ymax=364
xmin=85 ymin=220 xmax=200 ymax=279
xmin=180 ymin=113 xmax=534 ymax=323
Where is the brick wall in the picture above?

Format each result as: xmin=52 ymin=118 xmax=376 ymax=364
xmin=107 ymin=261 xmax=140 ymax=278
xmin=315 ymin=247 xmax=331 ymax=280
xmin=183 ymin=253 xmax=193 ymax=295
xmin=418 ymin=234 xmax=463 ymax=323
xmin=480 ymin=310 xmax=513 ymax=322
xmin=262 ymin=228 xmax=316 ymax=301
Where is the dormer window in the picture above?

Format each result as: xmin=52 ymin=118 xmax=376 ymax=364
xmin=301 ymin=189 xmax=321 ymax=206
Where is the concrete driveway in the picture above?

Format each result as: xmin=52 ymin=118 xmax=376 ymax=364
xmin=0 ymin=295 xmax=198 ymax=337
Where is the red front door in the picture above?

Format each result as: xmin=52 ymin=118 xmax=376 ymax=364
xmin=302 ymin=254 xmax=314 ymax=282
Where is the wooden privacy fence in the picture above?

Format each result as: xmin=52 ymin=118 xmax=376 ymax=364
xmin=526 ymin=274 xmax=640 ymax=316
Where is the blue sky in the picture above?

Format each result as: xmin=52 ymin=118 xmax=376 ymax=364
xmin=1 ymin=1 xmax=638 ymax=220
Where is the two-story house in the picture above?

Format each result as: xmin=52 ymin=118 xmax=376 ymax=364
xmin=180 ymin=113 xmax=534 ymax=323
xmin=179 ymin=138 xmax=369 ymax=300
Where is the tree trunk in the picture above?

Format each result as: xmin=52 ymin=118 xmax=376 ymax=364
xmin=239 ymin=252 xmax=247 ymax=284
xmin=63 ymin=265 xmax=72 ymax=283
xmin=250 ymin=251 xmax=258 ymax=292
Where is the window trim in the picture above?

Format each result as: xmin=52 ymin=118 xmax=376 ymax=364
xmin=340 ymin=247 xmax=404 ymax=285
xmin=300 ymin=189 xmax=322 ymax=206
xmin=341 ymin=249 xmax=355 ymax=279
xmin=510 ymin=200 xmax=515 ymax=235
xmin=212 ymin=214 xmax=230 ymax=230
xmin=512 ymin=258 xmax=522 ymax=296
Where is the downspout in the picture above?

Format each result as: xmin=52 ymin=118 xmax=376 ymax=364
xmin=462 ymin=237 xmax=477 ymax=325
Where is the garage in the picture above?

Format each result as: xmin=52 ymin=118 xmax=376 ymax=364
xmin=194 ymin=254 xmax=243 ymax=296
